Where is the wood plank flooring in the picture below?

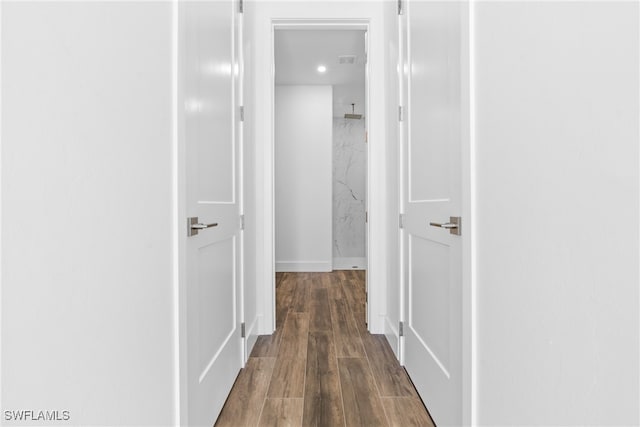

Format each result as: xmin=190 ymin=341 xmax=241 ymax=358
xmin=215 ymin=271 xmax=435 ymax=427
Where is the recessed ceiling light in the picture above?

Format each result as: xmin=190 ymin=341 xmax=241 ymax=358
xmin=317 ymin=65 xmax=327 ymax=73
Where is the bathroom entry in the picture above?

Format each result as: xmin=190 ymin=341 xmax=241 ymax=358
xmin=274 ymin=29 xmax=368 ymax=273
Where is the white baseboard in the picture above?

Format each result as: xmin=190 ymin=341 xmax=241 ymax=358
xmin=332 ymin=257 xmax=367 ymax=270
xmin=384 ymin=316 xmax=400 ymax=359
xmin=244 ymin=316 xmax=259 ymax=363
xmin=275 ymin=261 xmax=332 ymax=272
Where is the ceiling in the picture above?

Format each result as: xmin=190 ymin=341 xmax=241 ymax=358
xmin=275 ymin=29 xmax=366 ymax=117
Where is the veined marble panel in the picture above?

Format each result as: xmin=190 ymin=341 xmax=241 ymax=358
xmin=333 ymin=118 xmax=366 ymax=259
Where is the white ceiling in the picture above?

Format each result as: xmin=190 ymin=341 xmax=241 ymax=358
xmin=275 ymin=29 xmax=366 ymax=118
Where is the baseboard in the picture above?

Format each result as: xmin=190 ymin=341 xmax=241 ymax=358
xmin=332 ymin=257 xmax=367 ymax=270
xmin=275 ymin=261 xmax=332 ymax=272
xmin=244 ymin=316 xmax=259 ymax=363
xmin=384 ymin=316 xmax=400 ymax=359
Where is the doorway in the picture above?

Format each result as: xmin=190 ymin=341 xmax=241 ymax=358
xmin=251 ymin=7 xmax=391 ymax=347
xmin=272 ymin=24 xmax=370 ymax=326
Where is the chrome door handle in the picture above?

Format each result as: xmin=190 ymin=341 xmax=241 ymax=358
xmin=429 ymin=222 xmax=457 ymax=229
xmin=191 ymin=222 xmax=218 ymax=229
xmin=187 ymin=217 xmax=218 ymax=237
xmin=429 ymin=216 xmax=461 ymax=236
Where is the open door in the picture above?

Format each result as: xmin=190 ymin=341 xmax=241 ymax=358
xmin=400 ymin=1 xmax=465 ymax=425
xmin=181 ymin=0 xmax=243 ymax=425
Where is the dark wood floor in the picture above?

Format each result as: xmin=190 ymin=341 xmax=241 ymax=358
xmin=215 ymin=271 xmax=434 ymax=427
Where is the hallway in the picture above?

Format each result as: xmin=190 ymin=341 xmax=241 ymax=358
xmin=215 ymin=271 xmax=434 ymax=426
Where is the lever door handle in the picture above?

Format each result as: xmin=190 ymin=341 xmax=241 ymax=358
xmin=429 ymin=222 xmax=458 ymax=229
xmin=191 ymin=222 xmax=218 ymax=230
xmin=187 ymin=217 xmax=218 ymax=236
xmin=429 ymin=216 xmax=461 ymax=236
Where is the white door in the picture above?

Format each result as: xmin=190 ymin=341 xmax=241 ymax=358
xmin=400 ymin=1 xmax=464 ymax=426
xmin=182 ymin=1 xmax=243 ymax=425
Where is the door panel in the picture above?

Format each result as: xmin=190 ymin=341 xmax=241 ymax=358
xmin=409 ymin=235 xmax=450 ymax=372
xmin=182 ymin=0 xmax=242 ymax=425
xmin=197 ymin=237 xmax=236 ymax=374
xmin=407 ymin=1 xmax=455 ymax=203
xmin=191 ymin=3 xmax=235 ymax=203
xmin=401 ymin=1 xmax=463 ymax=426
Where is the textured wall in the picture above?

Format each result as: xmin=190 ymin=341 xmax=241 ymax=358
xmin=333 ymin=118 xmax=367 ymax=263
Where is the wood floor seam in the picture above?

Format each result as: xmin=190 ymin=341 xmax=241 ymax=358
xmin=332 ymin=327 xmax=348 ymax=427
xmin=328 ymin=289 xmax=348 ymax=427
xmin=329 ymin=290 xmax=347 ymax=427
xmin=255 ymin=393 xmax=268 ymax=427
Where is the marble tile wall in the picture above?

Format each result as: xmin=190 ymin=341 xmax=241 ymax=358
xmin=333 ymin=117 xmax=367 ymax=260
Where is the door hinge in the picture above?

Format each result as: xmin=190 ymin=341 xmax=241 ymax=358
xmin=399 ymin=321 xmax=404 ymax=337
xmin=365 ymin=211 xmax=368 ymax=223
xmin=365 ymin=130 xmax=368 ymax=143
xmin=240 ymin=322 xmax=245 ymax=338
xmin=365 ymin=291 xmax=368 ymax=303
xmin=399 ymin=213 xmax=404 ymax=229
xmin=398 ymin=105 xmax=403 ymax=122
xmin=239 ymin=106 xmax=244 ymax=122
xmin=398 ymin=0 xmax=403 ymax=15
xmin=240 ymin=214 xmax=245 ymax=230
xmin=238 ymin=0 xmax=243 ymax=13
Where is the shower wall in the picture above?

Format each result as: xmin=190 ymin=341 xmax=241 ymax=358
xmin=333 ymin=117 xmax=367 ymax=269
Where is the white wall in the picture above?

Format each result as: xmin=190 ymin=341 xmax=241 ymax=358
xmin=275 ymin=85 xmax=333 ymax=272
xmin=474 ymin=2 xmax=639 ymax=425
xmin=1 ymin=2 xmax=175 ymax=425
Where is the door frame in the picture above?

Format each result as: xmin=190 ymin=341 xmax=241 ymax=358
xmin=272 ymin=25 xmax=366 ymax=274
xmin=252 ymin=4 xmax=390 ymax=336
xmin=270 ymin=18 xmax=372 ymax=326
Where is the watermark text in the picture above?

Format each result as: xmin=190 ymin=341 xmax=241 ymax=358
xmin=4 ymin=410 xmax=70 ymax=422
